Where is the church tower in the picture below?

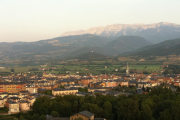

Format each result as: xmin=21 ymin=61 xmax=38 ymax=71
xmin=126 ymin=62 xmax=129 ymax=76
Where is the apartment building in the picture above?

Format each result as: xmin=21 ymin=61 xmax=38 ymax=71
xmin=0 ymin=82 xmax=26 ymax=93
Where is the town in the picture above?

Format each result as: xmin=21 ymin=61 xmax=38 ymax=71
xmin=0 ymin=63 xmax=178 ymax=117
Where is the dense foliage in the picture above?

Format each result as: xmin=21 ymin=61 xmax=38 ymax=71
xmin=164 ymin=65 xmax=180 ymax=74
xmin=26 ymin=86 xmax=180 ymax=120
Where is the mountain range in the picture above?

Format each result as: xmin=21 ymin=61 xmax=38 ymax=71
xmin=1 ymin=22 xmax=180 ymax=63
xmin=61 ymin=22 xmax=180 ymax=43
xmin=0 ymin=35 xmax=150 ymax=62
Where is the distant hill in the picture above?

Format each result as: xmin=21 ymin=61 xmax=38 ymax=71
xmin=103 ymin=36 xmax=151 ymax=55
xmin=61 ymin=22 xmax=180 ymax=43
xmin=0 ymin=34 xmax=110 ymax=62
xmin=2 ymin=33 xmax=174 ymax=63
xmin=42 ymin=34 xmax=111 ymax=47
xmin=64 ymin=46 xmax=106 ymax=59
xmin=75 ymin=52 xmax=107 ymax=60
xmin=121 ymin=38 xmax=180 ymax=57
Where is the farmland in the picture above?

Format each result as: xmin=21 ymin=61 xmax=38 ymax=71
xmin=0 ymin=63 xmax=163 ymax=76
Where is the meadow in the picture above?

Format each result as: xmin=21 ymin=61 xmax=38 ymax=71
xmin=0 ymin=64 xmax=163 ymax=76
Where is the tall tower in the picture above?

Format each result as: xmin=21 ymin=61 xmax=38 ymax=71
xmin=126 ymin=62 xmax=129 ymax=76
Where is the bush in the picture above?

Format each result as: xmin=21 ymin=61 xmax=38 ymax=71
xmin=51 ymin=111 xmax=60 ymax=117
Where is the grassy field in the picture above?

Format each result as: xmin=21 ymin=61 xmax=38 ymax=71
xmin=126 ymin=65 xmax=162 ymax=72
xmin=0 ymin=64 xmax=163 ymax=76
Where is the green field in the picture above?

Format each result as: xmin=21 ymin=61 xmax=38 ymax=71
xmin=127 ymin=65 xmax=162 ymax=72
xmin=0 ymin=64 xmax=163 ymax=76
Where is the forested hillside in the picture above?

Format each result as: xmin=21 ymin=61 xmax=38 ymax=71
xmin=103 ymin=36 xmax=151 ymax=55
xmin=121 ymin=38 xmax=180 ymax=57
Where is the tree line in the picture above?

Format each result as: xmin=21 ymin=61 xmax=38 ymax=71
xmin=15 ymin=86 xmax=180 ymax=120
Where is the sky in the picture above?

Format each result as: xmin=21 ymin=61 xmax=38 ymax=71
xmin=0 ymin=0 xmax=180 ymax=42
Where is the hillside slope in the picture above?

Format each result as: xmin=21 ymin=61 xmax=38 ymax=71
xmin=0 ymin=34 xmax=110 ymax=61
xmin=103 ymin=36 xmax=151 ymax=55
xmin=121 ymin=38 xmax=180 ymax=57
xmin=75 ymin=52 xmax=107 ymax=60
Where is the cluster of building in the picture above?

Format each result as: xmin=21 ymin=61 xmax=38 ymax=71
xmin=0 ymin=91 xmax=52 ymax=114
xmin=0 ymin=64 xmax=179 ymax=115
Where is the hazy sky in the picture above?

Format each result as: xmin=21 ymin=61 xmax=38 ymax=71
xmin=0 ymin=0 xmax=180 ymax=42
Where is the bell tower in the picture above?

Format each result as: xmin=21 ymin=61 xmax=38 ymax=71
xmin=126 ymin=62 xmax=129 ymax=76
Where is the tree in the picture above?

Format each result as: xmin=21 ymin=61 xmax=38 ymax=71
xmin=44 ymin=90 xmax=52 ymax=95
xmin=117 ymin=98 xmax=139 ymax=120
xmin=159 ymin=109 xmax=172 ymax=120
xmin=32 ymin=96 xmax=50 ymax=115
xmin=142 ymin=85 xmax=145 ymax=91
xmin=172 ymin=101 xmax=180 ymax=120
xmin=19 ymin=115 xmax=26 ymax=120
xmin=10 ymin=68 xmax=15 ymax=73
xmin=32 ymin=114 xmax=40 ymax=120
xmin=140 ymin=98 xmax=154 ymax=120
xmin=103 ymin=101 xmax=113 ymax=120
xmin=103 ymin=101 xmax=112 ymax=113
xmin=78 ymin=87 xmax=88 ymax=92
xmin=40 ymin=115 xmax=46 ymax=120
xmin=146 ymin=87 xmax=150 ymax=92
xmin=51 ymin=111 xmax=60 ymax=117
xmin=73 ymin=101 xmax=79 ymax=113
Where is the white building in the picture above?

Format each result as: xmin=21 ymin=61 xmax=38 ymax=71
xmin=8 ymin=101 xmax=19 ymax=114
xmin=52 ymin=88 xmax=78 ymax=96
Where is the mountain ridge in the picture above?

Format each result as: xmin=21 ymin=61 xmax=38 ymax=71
xmin=102 ymin=36 xmax=151 ymax=55
xmin=61 ymin=22 xmax=180 ymax=43
xmin=120 ymin=38 xmax=180 ymax=57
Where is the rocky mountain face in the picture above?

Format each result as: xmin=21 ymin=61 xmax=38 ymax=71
xmin=61 ymin=22 xmax=180 ymax=43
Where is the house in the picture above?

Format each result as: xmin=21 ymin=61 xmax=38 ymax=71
xmin=0 ymin=82 xmax=26 ymax=93
xmin=19 ymin=91 xmax=29 ymax=99
xmin=137 ymin=82 xmax=152 ymax=88
xmin=46 ymin=115 xmax=69 ymax=120
xmin=88 ymin=87 xmax=112 ymax=92
xmin=46 ymin=110 xmax=106 ymax=120
xmin=64 ymin=84 xmax=87 ymax=89
xmin=8 ymin=101 xmax=19 ymax=114
xmin=70 ymin=110 xmax=94 ymax=120
xmin=78 ymin=77 xmax=93 ymax=86
xmin=75 ymin=92 xmax=94 ymax=97
xmin=56 ymin=79 xmax=75 ymax=86
xmin=19 ymin=100 xmax=30 ymax=111
xmin=116 ymin=79 xmax=129 ymax=87
xmin=70 ymin=110 xmax=106 ymax=120
xmin=29 ymin=98 xmax=36 ymax=106
xmin=167 ymin=85 xmax=176 ymax=92
xmin=8 ymin=97 xmax=21 ymax=103
xmin=137 ymin=88 xmax=143 ymax=94
xmin=52 ymin=88 xmax=78 ymax=96
xmin=0 ymin=98 xmax=4 ymax=108
xmin=26 ymin=85 xmax=37 ymax=93
xmin=0 ymin=92 xmax=9 ymax=98
xmin=94 ymin=90 xmax=107 ymax=95
xmin=8 ymin=93 xmax=19 ymax=98
xmin=129 ymin=80 xmax=137 ymax=87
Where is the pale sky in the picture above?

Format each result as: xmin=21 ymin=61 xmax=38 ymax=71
xmin=0 ymin=0 xmax=180 ymax=42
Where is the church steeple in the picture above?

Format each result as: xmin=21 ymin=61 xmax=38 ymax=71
xmin=126 ymin=62 xmax=129 ymax=76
